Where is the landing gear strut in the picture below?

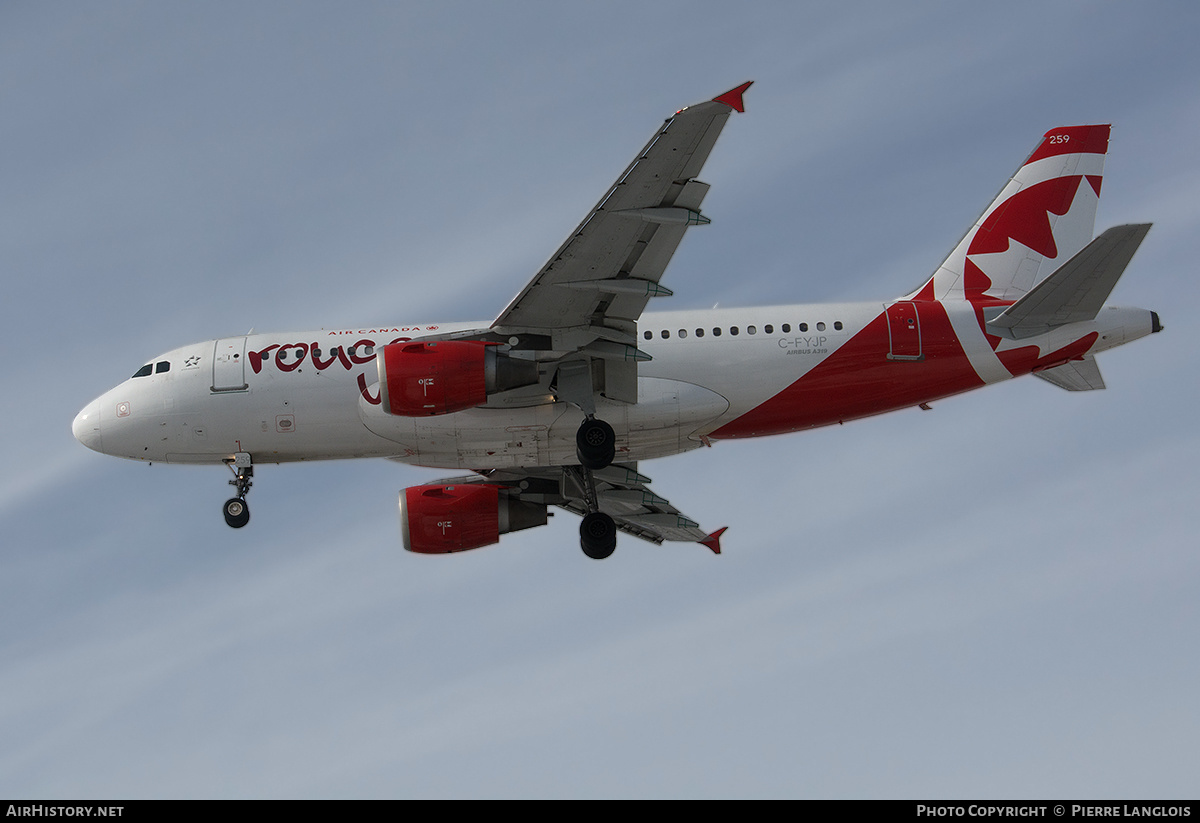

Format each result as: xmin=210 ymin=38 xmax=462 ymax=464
xmin=567 ymin=464 xmax=617 ymax=560
xmin=223 ymin=453 xmax=253 ymax=529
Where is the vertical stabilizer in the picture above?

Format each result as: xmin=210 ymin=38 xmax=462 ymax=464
xmin=909 ymin=125 xmax=1110 ymax=304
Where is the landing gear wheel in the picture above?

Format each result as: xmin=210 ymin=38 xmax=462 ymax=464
xmin=223 ymin=497 xmax=250 ymax=529
xmin=576 ymin=418 xmax=615 ymax=470
xmin=579 ymin=511 xmax=617 ymax=560
xmin=224 ymin=456 xmax=253 ymax=528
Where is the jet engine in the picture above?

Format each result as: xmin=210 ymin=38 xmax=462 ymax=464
xmin=377 ymin=341 xmax=539 ymax=416
xmin=399 ymin=483 xmax=548 ymax=553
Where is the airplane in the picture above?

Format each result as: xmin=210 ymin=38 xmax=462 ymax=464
xmin=72 ymin=82 xmax=1162 ymax=560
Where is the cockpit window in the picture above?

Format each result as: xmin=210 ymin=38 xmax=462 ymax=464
xmin=132 ymin=364 xmax=153 ymax=378
xmin=155 ymin=361 xmax=170 ymax=374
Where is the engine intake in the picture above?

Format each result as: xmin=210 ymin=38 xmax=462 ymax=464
xmin=377 ymin=341 xmax=539 ymax=416
xmin=399 ymin=483 xmax=549 ymax=553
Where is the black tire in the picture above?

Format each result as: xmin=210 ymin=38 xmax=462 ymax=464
xmin=576 ymin=418 xmax=615 ymax=470
xmin=223 ymin=497 xmax=250 ymax=529
xmin=579 ymin=511 xmax=617 ymax=559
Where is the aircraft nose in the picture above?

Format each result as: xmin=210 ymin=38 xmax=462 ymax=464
xmin=73 ymin=399 xmax=102 ymax=453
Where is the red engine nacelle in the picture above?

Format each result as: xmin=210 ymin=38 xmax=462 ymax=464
xmin=377 ymin=340 xmax=539 ymax=416
xmin=399 ymin=484 xmax=549 ymax=553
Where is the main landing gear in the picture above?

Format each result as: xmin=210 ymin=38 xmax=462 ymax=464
xmin=579 ymin=510 xmax=617 ymax=560
xmin=575 ymin=416 xmax=615 ymax=470
xmin=568 ymin=462 xmax=617 ymax=560
xmin=223 ymin=453 xmax=253 ymax=529
xmin=569 ymin=415 xmax=618 ymax=558
xmin=559 ymin=364 xmax=617 ymax=555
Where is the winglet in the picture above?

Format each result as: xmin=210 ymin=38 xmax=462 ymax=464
xmin=712 ymin=82 xmax=753 ymax=113
xmin=698 ymin=527 xmax=728 ymax=555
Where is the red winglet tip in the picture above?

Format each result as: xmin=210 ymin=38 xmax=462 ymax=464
xmin=713 ymin=81 xmax=753 ymax=113
xmin=699 ymin=527 xmax=728 ymax=555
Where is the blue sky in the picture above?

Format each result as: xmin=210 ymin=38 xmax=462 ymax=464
xmin=2 ymin=1 xmax=1197 ymax=798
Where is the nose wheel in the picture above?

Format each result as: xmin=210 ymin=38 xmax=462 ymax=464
xmin=223 ymin=454 xmax=253 ymax=529
xmin=223 ymin=496 xmax=250 ymax=528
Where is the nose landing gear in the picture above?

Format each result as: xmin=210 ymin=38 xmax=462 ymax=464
xmin=223 ymin=453 xmax=253 ymax=529
xmin=223 ymin=496 xmax=250 ymax=528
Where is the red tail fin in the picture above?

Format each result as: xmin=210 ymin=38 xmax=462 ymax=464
xmin=908 ymin=125 xmax=1110 ymax=305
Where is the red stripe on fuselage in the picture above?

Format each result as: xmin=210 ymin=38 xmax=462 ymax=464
xmin=711 ymin=302 xmax=984 ymax=439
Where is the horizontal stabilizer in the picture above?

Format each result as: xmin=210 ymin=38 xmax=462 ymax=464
xmin=1034 ymin=356 xmax=1106 ymax=391
xmin=988 ymin=224 xmax=1151 ymax=338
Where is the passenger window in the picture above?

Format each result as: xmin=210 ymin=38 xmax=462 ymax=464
xmin=695 ymin=329 xmax=704 ymax=338
xmin=782 ymin=324 xmax=790 ymax=333
xmin=764 ymin=324 xmax=773 ymax=334
xmin=730 ymin=326 xmax=739 ymax=336
xmin=712 ymin=327 xmax=722 ymax=337
xmin=132 ymin=364 xmax=152 ymax=378
xmin=644 ymin=331 xmax=652 ymax=340
xmin=678 ymin=329 xmax=687 ymax=339
xmin=817 ymin=322 xmax=826 ymax=331
xmin=661 ymin=330 xmax=670 ymax=339
xmin=834 ymin=321 xmax=843 ymax=331
xmin=155 ymin=361 xmax=170 ymax=374
xmin=747 ymin=325 xmax=757 ymax=335
xmin=363 ymin=346 xmax=374 ymax=356
xmin=799 ymin=323 xmax=808 ymax=332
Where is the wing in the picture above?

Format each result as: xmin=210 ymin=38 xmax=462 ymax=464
xmin=421 ymin=83 xmax=750 ymax=406
xmin=492 ymin=82 xmax=751 ymax=341
xmin=432 ymin=464 xmax=727 ymax=554
xmin=484 ymin=83 xmax=750 ymax=401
